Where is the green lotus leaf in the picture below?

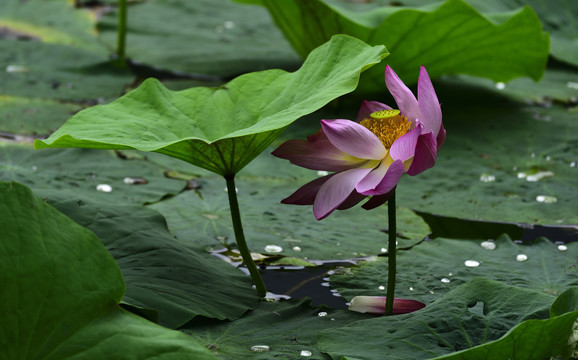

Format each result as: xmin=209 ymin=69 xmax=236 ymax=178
xmin=34 ymin=35 xmax=387 ymax=176
xmin=251 ymin=0 xmax=549 ymax=90
xmin=319 ymin=278 xmax=577 ymax=360
xmin=45 ymin=192 xmax=258 ymax=328
xmin=0 ymin=182 xmax=215 ymax=359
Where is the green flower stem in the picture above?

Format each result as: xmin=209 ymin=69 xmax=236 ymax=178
xmin=116 ymin=0 xmax=128 ymax=62
xmin=224 ymin=175 xmax=267 ymax=298
xmin=385 ymin=190 xmax=397 ymax=316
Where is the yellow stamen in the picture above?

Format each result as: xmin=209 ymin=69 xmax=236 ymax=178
xmin=360 ymin=110 xmax=412 ymax=149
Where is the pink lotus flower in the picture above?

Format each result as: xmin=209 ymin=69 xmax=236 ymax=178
xmin=349 ymin=296 xmax=426 ymax=315
xmin=272 ymin=65 xmax=445 ymax=220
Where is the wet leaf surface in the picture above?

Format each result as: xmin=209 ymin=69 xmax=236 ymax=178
xmin=149 ymin=170 xmax=430 ymax=260
xmin=318 ymin=278 xmax=577 ymax=360
xmin=97 ymin=0 xmax=300 ymax=77
xmin=332 ymin=236 xmax=578 ymax=305
xmin=0 ymin=182 xmax=215 ymax=359
xmin=0 ymin=143 xmax=186 ymax=204
xmin=46 ymin=193 xmax=258 ymax=328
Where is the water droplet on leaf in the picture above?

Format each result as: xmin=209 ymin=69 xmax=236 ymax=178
xmin=123 ymin=177 xmax=148 ymax=185
xmin=464 ymin=260 xmax=480 ymax=267
xmin=250 ymin=345 xmax=270 ymax=352
xmin=264 ymin=245 xmax=283 ymax=253
xmin=317 ymin=171 xmax=329 ymax=177
xmin=317 ymin=312 xmax=328 ymax=317
xmin=536 ymin=195 xmax=557 ymax=203
xmin=300 ymin=350 xmax=312 ymax=357
xmin=292 ymin=246 xmax=302 ymax=252
xmin=479 ymin=174 xmax=495 ymax=182
xmin=516 ymin=254 xmax=528 ymax=262
xmin=378 ymin=285 xmax=385 ymax=290
xmin=495 ymin=82 xmax=505 ymax=90
xmin=96 ymin=184 xmax=112 ymax=192
xmin=480 ymin=241 xmax=496 ymax=250
xmin=440 ymin=278 xmax=450 ymax=283
xmin=557 ymin=245 xmax=568 ymax=251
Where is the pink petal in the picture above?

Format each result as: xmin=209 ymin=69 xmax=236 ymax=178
xmin=337 ymin=191 xmax=367 ymax=210
xmin=417 ymin=66 xmax=442 ymax=137
xmin=361 ymin=189 xmax=395 ymax=210
xmin=349 ymin=296 xmax=426 ymax=315
xmin=321 ymin=119 xmax=386 ymax=160
xmin=436 ymin=122 xmax=446 ymax=151
xmin=355 ymin=100 xmax=392 ymax=123
xmin=272 ymin=130 xmax=367 ymax=172
xmin=385 ymin=65 xmax=419 ymax=121
xmin=389 ymin=122 xmax=423 ymax=161
xmin=313 ymin=167 xmax=373 ymax=220
xmin=281 ymin=174 xmax=333 ymax=206
xmin=356 ymin=159 xmax=405 ymax=196
xmin=407 ymin=131 xmax=437 ymax=176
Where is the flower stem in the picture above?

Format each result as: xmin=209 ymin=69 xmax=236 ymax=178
xmin=115 ymin=0 xmax=128 ymax=63
xmin=385 ymin=189 xmax=397 ymax=316
xmin=224 ymin=175 xmax=267 ymax=298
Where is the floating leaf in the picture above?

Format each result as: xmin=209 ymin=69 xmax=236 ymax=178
xmin=332 ymin=236 xmax=577 ymax=305
xmin=251 ymin=0 xmax=549 ymax=91
xmin=0 ymin=143 xmax=185 ymax=204
xmin=0 ymin=182 xmax=215 ymax=359
xmin=97 ymin=0 xmax=300 ymax=77
xmin=46 ymin=193 xmax=258 ymax=328
xmin=35 ymin=35 xmax=387 ymax=176
xmin=183 ymin=298 xmax=369 ymax=360
xmin=0 ymin=0 xmax=104 ymax=53
xmin=318 ymin=279 xmax=577 ymax=360
xmin=149 ymin=171 xmax=430 ymax=260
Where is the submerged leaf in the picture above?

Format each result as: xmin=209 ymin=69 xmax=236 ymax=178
xmin=35 ymin=35 xmax=387 ymax=176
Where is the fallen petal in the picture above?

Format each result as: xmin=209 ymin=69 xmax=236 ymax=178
xmin=349 ymin=296 xmax=426 ymax=315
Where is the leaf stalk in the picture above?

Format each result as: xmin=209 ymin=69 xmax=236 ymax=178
xmin=224 ymin=175 xmax=267 ymax=298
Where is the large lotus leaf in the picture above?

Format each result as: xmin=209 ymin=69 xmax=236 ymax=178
xmin=331 ymin=236 xmax=577 ymax=306
xmin=318 ymin=278 xmax=577 ymax=360
xmin=0 ymin=181 xmax=215 ymax=359
xmin=252 ymin=0 xmax=549 ymax=91
xmin=0 ymin=0 xmax=104 ymax=53
xmin=0 ymin=143 xmax=185 ymax=204
xmin=35 ymin=35 xmax=387 ymax=176
xmin=97 ymin=0 xmax=300 ymax=77
xmin=45 ymin=192 xmax=258 ymax=328
xmin=148 ymin=172 xmax=430 ymax=260
xmin=183 ymin=298 xmax=370 ymax=360
xmin=460 ymin=0 xmax=578 ymax=67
